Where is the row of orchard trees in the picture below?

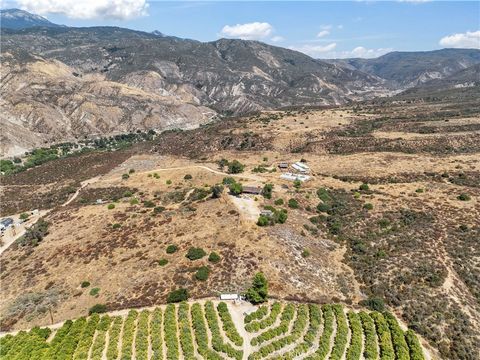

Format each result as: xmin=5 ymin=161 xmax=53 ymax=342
xmin=0 ymin=301 xmax=244 ymax=360
xmin=0 ymin=301 xmax=426 ymax=360
xmin=246 ymin=302 xmax=426 ymax=360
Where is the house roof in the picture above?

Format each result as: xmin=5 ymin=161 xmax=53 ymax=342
xmin=243 ymin=186 xmax=262 ymax=193
xmin=220 ymin=294 xmax=239 ymax=300
xmin=0 ymin=218 xmax=14 ymax=226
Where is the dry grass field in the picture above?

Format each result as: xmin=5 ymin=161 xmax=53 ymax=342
xmin=1 ymin=97 xmax=479 ymax=359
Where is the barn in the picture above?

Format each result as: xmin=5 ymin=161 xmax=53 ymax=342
xmin=242 ymin=186 xmax=262 ymax=195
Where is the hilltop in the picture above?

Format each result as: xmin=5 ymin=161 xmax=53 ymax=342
xmin=0 ymin=8 xmax=63 ymax=30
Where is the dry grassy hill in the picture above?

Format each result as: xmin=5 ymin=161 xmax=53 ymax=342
xmin=0 ymin=98 xmax=479 ymax=359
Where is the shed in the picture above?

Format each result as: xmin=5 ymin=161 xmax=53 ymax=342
xmin=280 ymin=173 xmax=311 ymax=182
xmin=260 ymin=210 xmax=274 ymax=217
xmin=220 ymin=293 xmax=239 ymax=301
xmin=278 ymin=162 xmax=289 ymax=169
xmin=292 ymin=162 xmax=310 ymax=173
xmin=0 ymin=218 xmax=14 ymax=231
xmin=242 ymin=186 xmax=262 ymax=195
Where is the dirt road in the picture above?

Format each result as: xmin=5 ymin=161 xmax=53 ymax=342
xmin=0 ymin=211 xmax=48 ymax=255
xmin=0 ymin=177 xmax=100 ymax=255
xmin=62 ymin=176 xmax=100 ymax=206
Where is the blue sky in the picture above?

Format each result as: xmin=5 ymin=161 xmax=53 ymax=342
xmin=3 ymin=1 xmax=480 ymax=58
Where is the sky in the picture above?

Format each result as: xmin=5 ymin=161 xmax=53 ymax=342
xmin=2 ymin=1 xmax=479 ymax=58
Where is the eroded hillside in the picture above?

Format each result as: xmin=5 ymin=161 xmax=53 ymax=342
xmin=0 ymin=50 xmax=214 ymax=157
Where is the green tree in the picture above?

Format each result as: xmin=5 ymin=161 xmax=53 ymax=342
xmin=19 ymin=213 xmax=29 ymax=221
xmin=186 ymin=247 xmax=206 ymax=260
xmin=262 ymin=184 xmax=274 ymax=199
xmin=275 ymin=210 xmax=288 ymax=224
xmin=89 ymin=304 xmax=107 ymax=315
xmin=218 ymin=158 xmax=229 ymax=170
xmin=229 ymin=182 xmax=243 ymax=196
xmin=245 ymin=272 xmax=268 ymax=304
xmin=293 ymin=180 xmax=302 ymax=189
xmin=457 ymin=193 xmax=471 ymax=201
xmin=166 ymin=244 xmax=178 ymax=254
xmin=167 ymin=288 xmax=189 ymax=303
xmin=288 ymin=198 xmax=299 ymax=209
xmin=257 ymin=215 xmax=269 ymax=227
xmin=359 ymin=183 xmax=370 ymax=191
xmin=195 ymin=266 xmax=210 ymax=281
xmin=211 ymin=185 xmax=224 ymax=198
xmin=227 ymin=160 xmax=245 ymax=174
xmin=363 ymin=203 xmax=374 ymax=210
xmin=360 ymin=297 xmax=385 ymax=312
xmin=208 ymin=252 xmax=221 ymax=263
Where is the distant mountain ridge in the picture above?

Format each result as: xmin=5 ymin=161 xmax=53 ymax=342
xmin=1 ymin=25 xmax=390 ymax=114
xmin=0 ymin=8 xmax=63 ymax=29
xmin=1 ymin=8 xmax=479 ymax=157
xmin=329 ymin=49 xmax=480 ymax=89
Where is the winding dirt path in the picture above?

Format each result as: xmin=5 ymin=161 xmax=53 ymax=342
xmin=0 ymin=176 xmax=100 ymax=256
xmin=62 ymin=176 xmax=100 ymax=207
xmin=0 ymin=210 xmax=48 ymax=256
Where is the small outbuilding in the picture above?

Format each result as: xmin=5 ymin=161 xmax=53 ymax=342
xmin=278 ymin=162 xmax=289 ymax=169
xmin=242 ymin=186 xmax=262 ymax=195
xmin=220 ymin=293 xmax=239 ymax=301
xmin=0 ymin=218 xmax=14 ymax=232
xmin=280 ymin=173 xmax=311 ymax=182
xmin=260 ymin=210 xmax=274 ymax=217
xmin=292 ymin=162 xmax=310 ymax=173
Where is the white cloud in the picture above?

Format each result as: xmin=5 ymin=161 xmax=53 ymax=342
xmin=439 ymin=30 xmax=480 ymax=49
xmin=220 ymin=22 xmax=273 ymax=40
xmin=317 ymin=30 xmax=330 ymax=38
xmin=16 ymin=0 xmax=148 ymax=20
xmin=347 ymin=46 xmax=392 ymax=58
xmin=320 ymin=24 xmax=332 ymax=30
xmin=289 ymin=43 xmax=337 ymax=57
xmin=270 ymin=35 xmax=284 ymax=43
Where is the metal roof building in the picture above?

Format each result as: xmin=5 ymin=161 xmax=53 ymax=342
xmin=242 ymin=186 xmax=262 ymax=194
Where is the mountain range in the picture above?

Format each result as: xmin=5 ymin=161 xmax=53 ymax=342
xmin=1 ymin=8 xmax=479 ymax=156
xmin=0 ymin=8 xmax=63 ymax=29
